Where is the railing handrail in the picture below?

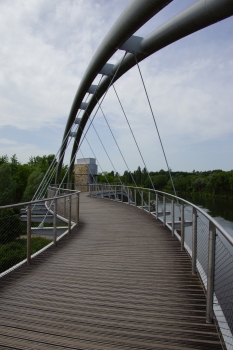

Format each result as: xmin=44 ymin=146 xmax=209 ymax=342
xmin=0 ymin=189 xmax=80 ymax=211
xmin=93 ymin=184 xmax=233 ymax=247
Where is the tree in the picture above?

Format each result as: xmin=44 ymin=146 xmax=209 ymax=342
xmin=22 ymin=168 xmax=45 ymax=201
xmin=0 ymin=208 xmax=21 ymax=244
xmin=0 ymin=163 xmax=16 ymax=206
xmin=0 ymin=155 xmax=9 ymax=166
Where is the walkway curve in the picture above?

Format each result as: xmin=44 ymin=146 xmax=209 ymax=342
xmin=0 ymin=193 xmax=222 ymax=349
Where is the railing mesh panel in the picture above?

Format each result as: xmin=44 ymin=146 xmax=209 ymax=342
xmin=215 ymin=233 xmax=233 ymax=348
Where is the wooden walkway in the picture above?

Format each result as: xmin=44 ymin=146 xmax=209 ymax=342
xmin=0 ymin=193 xmax=223 ymax=349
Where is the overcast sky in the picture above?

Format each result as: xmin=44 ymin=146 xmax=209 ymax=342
xmin=0 ymin=0 xmax=232 ymax=174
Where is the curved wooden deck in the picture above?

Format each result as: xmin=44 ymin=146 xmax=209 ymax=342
xmin=0 ymin=193 xmax=222 ymax=349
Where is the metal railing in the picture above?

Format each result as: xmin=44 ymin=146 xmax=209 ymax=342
xmin=89 ymin=183 xmax=233 ymax=350
xmin=0 ymin=187 xmax=80 ymax=277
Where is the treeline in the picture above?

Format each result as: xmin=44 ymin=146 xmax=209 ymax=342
xmin=0 ymin=154 xmax=68 ymax=206
xmin=1 ymin=153 xmax=233 ymax=206
xmin=0 ymin=154 xmax=65 ymax=271
xmin=99 ymin=167 xmax=233 ymax=198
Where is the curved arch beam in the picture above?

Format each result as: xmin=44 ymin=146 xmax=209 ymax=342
xmin=55 ymin=0 xmax=173 ymax=183
xmin=65 ymin=0 xmax=233 ymax=184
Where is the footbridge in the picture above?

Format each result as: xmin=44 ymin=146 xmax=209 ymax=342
xmin=0 ymin=0 xmax=233 ymax=349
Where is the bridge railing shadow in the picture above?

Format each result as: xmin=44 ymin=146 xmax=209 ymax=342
xmin=0 ymin=187 xmax=80 ymax=278
xmin=90 ymin=183 xmax=233 ymax=350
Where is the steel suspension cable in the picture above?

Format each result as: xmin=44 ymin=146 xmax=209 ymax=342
xmin=69 ymin=53 xmax=128 ymax=188
xmin=133 ymin=53 xmax=178 ymax=198
xmin=33 ymin=97 xmax=89 ymax=200
xmin=89 ymin=121 xmax=123 ymax=185
xmin=94 ymin=96 xmax=139 ymax=188
xmin=77 ymin=52 xmax=127 ymax=157
xmin=83 ymin=143 xmax=112 ymax=188
xmin=78 ymin=147 xmax=98 ymax=185
xmin=75 ymin=124 xmax=114 ymax=189
xmin=113 ymin=84 xmax=155 ymax=191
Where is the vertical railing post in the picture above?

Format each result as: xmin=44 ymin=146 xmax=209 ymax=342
xmin=63 ymin=196 xmax=66 ymax=218
xmin=121 ymin=185 xmax=123 ymax=202
xmin=76 ymin=193 xmax=79 ymax=225
xmin=68 ymin=195 xmax=71 ymax=234
xmin=141 ymin=190 xmax=143 ymax=208
xmin=127 ymin=188 xmax=130 ymax=204
xmin=156 ymin=193 xmax=158 ymax=220
xmin=181 ymin=203 xmax=184 ymax=250
xmin=206 ymin=221 xmax=216 ymax=324
xmin=134 ymin=188 xmax=136 ymax=206
xmin=27 ymin=203 xmax=31 ymax=265
xmin=171 ymin=199 xmax=174 ymax=236
xmin=108 ymin=184 xmax=110 ymax=200
xmin=163 ymin=196 xmax=166 ymax=226
xmin=115 ymin=186 xmax=117 ymax=201
xmin=53 ymin=198 xmax=57 ymax=245
xmin=192 ymin=207 xmax=197 ymax=274
xmin=148 ymin=191 xmax=150 ymax=213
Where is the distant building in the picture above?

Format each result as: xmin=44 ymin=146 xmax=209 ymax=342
xmin=74 ymin=158 xmax=98 ymax=191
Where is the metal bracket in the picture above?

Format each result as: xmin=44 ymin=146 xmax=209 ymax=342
xmin=80 ymin=102 xmax=88 ymax=110
xmin=99 ymin=63 xmax=114 ymax=76
xmin=119 ymin=35 xmax=143 ymax=53
xmin=75 ymin=117 xmax=81 ymax=125
xmin=88 ymin=85 xmax=98 ymax=94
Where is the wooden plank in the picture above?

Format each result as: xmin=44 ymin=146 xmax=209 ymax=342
xmin=0 ymin=193 xmax=223 ymax=349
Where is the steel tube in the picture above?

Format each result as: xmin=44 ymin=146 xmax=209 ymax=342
xmin=68 ymin=195 xmax=72 ymax=234
xmin=148 ymin=191 xmax=150 ymax=213
xmin=76 ymin=194 xmax=79 ymax=225
xmin=192 ymin=207 xmax=197 ymax=274
xmin=63 ymin=196 xmax=66 ymax=218
xmin=163 ymin=196 xmax=166 ymax=226
xmin=53 ymin=198 xmax=57 ymax=245
xmin=27 ymin=204 xmax=31 ymax=265
xmin=171 ymin=199 xmax=174 ymax=236
xmin=181 ymin=204 xmax=184 ymax=250
xmin=206 ymin=221 xmax=216 ymax=323
xmin=156 ymin=193 xmax=158 ymax=220
xmin=65 ymin=0 xmax=233 ymax=184
xmin=56 ymin=0 xmax=172 ymax=183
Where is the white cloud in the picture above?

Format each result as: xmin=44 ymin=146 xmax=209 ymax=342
xmin=0 ymin=138 xmax=16 ymax=145
xmin=0 ymin=0 xmax=232 ymax=173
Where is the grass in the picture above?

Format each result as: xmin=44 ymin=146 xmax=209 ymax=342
xmin=0 ymin=236 xmax=52 ymax=274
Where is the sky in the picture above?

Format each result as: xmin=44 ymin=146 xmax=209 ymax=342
xmin=0 ymin=0 xmax=232 ymax=174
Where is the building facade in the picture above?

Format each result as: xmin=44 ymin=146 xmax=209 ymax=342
xmin=74 ymin=158 xmax=98 ymax=191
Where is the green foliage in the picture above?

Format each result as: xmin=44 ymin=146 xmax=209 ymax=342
xmin=0 ymin=153 xmax=67 ymax=205
xmin=22 ymin=168 xmax=45 ymax=202
xmin=0 ymin=236 xmax=52 ymax=273
xmin=98 ymin=171 xmax=120 ymax=183
xmin=0 ymin=209 xmax=21 ymax=244
xmin=0 ymin=155 xmax=9 ymax=165
xmin=98 ymin=167 xmax=233 ymax=199
xmin=0 ymin=164 xmax=16 ymax=205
